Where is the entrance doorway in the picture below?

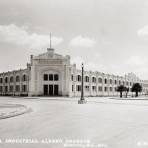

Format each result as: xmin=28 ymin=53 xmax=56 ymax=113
xmin=44 ymin=85 xmax=48 ymax=96
xmin=54 ymin=85 xmax=59 ymax=96
xmin=43 ymin=84 xmax=59 ymax=96
xmin=49 ymin=85 xmax=53 ymax=96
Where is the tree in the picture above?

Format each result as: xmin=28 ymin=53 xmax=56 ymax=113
xmin=125 ymin=87 xmax=129 ymax=98
xmin=131 ymin=83 xmax=142 ymax=97
xmin=116 ymin=85 xmax=126 ymax=98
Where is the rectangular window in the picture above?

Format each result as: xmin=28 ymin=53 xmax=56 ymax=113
xmin=105 ymin=79 xmax=107 ymax=84
xmin=16 ymin=85 xmax=20 ymax=92
xmin=54 ymin=74 xmax=59 ymax=81
xmin=22 ymin=85 xmax=27 ymax=92
xmin=110 ymin=87 xmax=112 ymax=91
xmin=92 ymin=86 xmax=96 ymax=91
xmin=72 ymin=85 xmax=74 ymax=91
xmin=49 ymin=74 xmax=53 ymax=81
xmin=25 ymin=85 xmax=27 ymax=92
xmin=77 ymin=75 xmax=81 ymax=82
xmin=44 ymin=74 xmax=48 ymax=81
xmin=0 ymin=86 xmax=2 ymax=92
xmin=85 ymin=86 xmax=89 ymax=91
xmin=71 ymin=75 xmax=74 ymax=81
xmin=76 ymin=85 xmax=81 ymax=92
xmin=10 ymin=86 xmax=13 ymax=92
xmin=104 ymin=87 xmax=108 ymax=92
xmin=98 ymin=86 xmax=102 ymax=91
xmin=115 ymin=80 xmax=117 ymax=85
xmin=5 ymin=86 xmax=8 ymax=92
xmin=0 ymin=78 xmax=3 ymax=83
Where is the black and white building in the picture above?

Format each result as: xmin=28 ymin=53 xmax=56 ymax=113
xmin=0 ymin=48 xmax=148 ymax=97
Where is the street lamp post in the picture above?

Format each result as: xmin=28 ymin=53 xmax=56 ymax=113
xmin=78 ymin=63 xmax=87 ymax=104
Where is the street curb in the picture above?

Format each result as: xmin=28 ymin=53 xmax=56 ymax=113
xmin=0 ymin=104 xmax=32 ymax=120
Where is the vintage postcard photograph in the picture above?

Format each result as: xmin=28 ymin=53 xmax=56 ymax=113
xmin=0 ymin=0 xmax=148 ymax=148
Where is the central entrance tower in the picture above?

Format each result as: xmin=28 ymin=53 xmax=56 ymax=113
xmin=29 ymin=48 xmax=71 ymax=96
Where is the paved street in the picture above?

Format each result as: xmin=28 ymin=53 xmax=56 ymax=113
xmin=0 ymin=96 xmax=148 ymax=148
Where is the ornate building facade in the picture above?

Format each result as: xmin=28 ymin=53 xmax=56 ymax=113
xmin=0 ymin=48 xmax=148 ymax=97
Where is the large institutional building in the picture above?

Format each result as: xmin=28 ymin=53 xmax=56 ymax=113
xmin=0 ymin=48 xmax=148 ymax=97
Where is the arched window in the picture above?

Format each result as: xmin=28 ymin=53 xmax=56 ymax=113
xmin=16 ymin=76 xmax=20 ymax=82
xmin=115 ymin=80 xmax=117 ymax=85
xmin=92 ymin=77 xmax=96 ymax=83
xmin=5 ymin=77 xmax=8 ymax=83
xmin=110 ymin=79 xmax=112 ymax=84
xmin=22 ymin=74 xmax=27 ymax=81
xmin=104 ymin=78 xmax=107 ymax=84
xmin=98 ymin=78 xmax=102 ymax=83
xmin=85 ymin=76 xmax=89 ymax=82
xmin=10 ymin=76 xmax=14 ymax=83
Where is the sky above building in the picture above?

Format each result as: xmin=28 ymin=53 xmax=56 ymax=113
xmin=0 ymin=0 xmax=148 ymax=79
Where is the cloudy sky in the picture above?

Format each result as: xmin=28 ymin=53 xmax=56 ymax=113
xmin=0 ymin=0 xmax=148 ymax=79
